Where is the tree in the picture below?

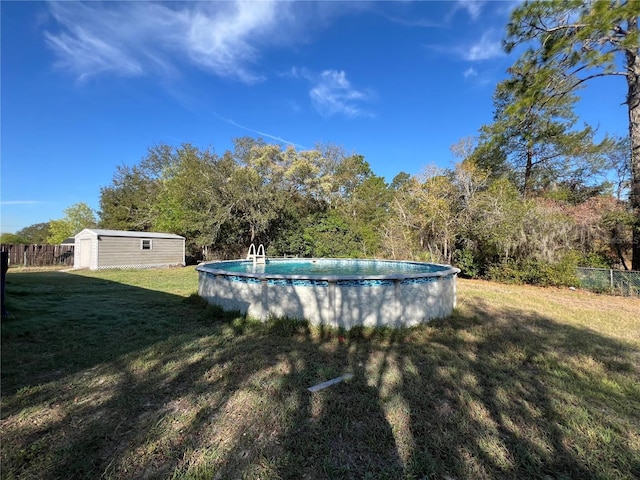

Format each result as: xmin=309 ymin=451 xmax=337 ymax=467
xmin=505 ymin=0 xmax=640 ymax=268
xmin=99 ymin=164 xmax=158 ymax=231
xmin=153 ymin=145 xmax=237 ymax=254
xmin=387 ymin=167 xmax=459 ymax=263
xmin=463 ymin=179 xmax=531 ymax=267
xmin=224 ymin=165 xmax=281 ymax=244
xmin=569 ymin=195 xmax=634 ymax=269
xmin=48 ymin=202 xmax=97 ymax=244
xmin=339 ymin=175 xmax=391 ymax=257
xmin=0 ymin=233 xmax=29 ymax=244
xmin=605 ymin=136 xmax=632 ymax=200
xmin=332 ymin=154 xmax=373 ymax=201
xmin=450 ymin=137 xmax=479 ymax=163
xmin=16 ymin=222 xmax=51 ymax=244
xmin=481 ymin=62 xmax=609 ymax=197
xmin=467 ymin=135 xmax=512 ymax=181
xmin=390 ymin=172 xmax=411 ymax=191
xmin=232 ymin=138 xmax=326 ymax=200
xmin=99 ymin=144 xmax=180 ymax=231
xmin=302 ymin=210 xmax=362 ymax=258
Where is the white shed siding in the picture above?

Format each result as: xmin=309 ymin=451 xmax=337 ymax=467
xmin=74 ymin=229 xmax=185 ymax=270
xmin=79 ymin=239 xmax=91 ymax=268
xmin=74 ymin=230 xmax=99 ymax=270
xmin=97 ymin=236 xmax=184 ymax=269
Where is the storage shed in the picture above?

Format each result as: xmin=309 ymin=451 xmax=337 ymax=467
xmin=74 ymin=229 xmax=185 ymax=270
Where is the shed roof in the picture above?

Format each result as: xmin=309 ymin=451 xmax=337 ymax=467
xmin=76 ymin=229 xmax=185 ymax=240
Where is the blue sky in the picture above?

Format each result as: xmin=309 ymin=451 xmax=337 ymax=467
xmin=1 ymin=1 xmax=628 ymax=234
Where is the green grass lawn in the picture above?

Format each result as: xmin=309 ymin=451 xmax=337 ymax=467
xmin=1 ymin=267 xmax=639 ymax=479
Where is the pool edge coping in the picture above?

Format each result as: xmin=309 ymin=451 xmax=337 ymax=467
xmin=196 ymin=257 xmax=461 ymax=282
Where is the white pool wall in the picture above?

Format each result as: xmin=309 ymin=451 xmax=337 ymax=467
xmin=197 ymin=259 xmax=459 ymax=329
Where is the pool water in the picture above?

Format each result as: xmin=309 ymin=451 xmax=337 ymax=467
xmin=218 ymin=259 xmax=448 ymax=276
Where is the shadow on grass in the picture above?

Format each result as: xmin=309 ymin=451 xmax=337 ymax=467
xmin=1 ymin=271 xmax=639 ymax=479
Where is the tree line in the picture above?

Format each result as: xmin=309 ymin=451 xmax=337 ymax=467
xmin=4 ymin=0 xmax=639 ymax=281
xmin=8 ymin=134 xmax=633 ymax=282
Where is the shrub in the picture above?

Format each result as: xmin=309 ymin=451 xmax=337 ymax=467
xmin=486 ymin=259 xmax=524 ymax=285
xmin=486 ymin=252 xmax=580 ymax=287
xmin=579 ymin=251 xmax=614 ymax=269
xmin=453 ymin=248 xmax=481 ymax=278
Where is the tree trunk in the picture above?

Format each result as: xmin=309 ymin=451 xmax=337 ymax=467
xmin=523 ymin=146 xmax=534 ymax=198
xmin=627 ymin=16 xmax=640 ymax=270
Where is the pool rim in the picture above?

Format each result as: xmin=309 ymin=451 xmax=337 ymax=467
xmin=196 ymin=257 xmax=461 ymax=283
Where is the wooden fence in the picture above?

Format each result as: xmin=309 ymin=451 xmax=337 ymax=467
xmin=0 ymin=244 xmax=75 ymax=267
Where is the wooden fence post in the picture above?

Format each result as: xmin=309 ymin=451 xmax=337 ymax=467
xmin=1 ymin=251 xmax=8 ymax=317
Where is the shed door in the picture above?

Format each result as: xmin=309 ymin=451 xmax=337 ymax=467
xmin=79 ymin=239 xmax=91 ymax=268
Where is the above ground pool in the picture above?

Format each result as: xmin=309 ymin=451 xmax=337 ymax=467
xmin=196 ymin=258 xmax=460 ymax=329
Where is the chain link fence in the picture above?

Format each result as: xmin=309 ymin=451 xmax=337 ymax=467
xmin=576 ymin=267 xmax=640 ymax=297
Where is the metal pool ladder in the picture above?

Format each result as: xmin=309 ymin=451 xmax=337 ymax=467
xmin=246 ymin=243 xmax=266 ymax=266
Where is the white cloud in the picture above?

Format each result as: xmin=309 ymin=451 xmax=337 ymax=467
xmin=43 ymin=1 xmax=290 ymax=83
xmin=463 ymin=67 xmax=478 ymax=78
xmin=283 ymin=66 xmax=307 ymax=80
xmin=465 ymin=31 xmax=504 ymax=61
xmin=424 ymin=29 xmax=504 ymax=63
xmin=285 ymin=68 xmax=374 ymax=118
xmin=182 ymin=2 xmax=278 ymax=83
xmin=455 ymin=0 xmax=485 ymax=20
xmin=0 ymin=201 xmax=42 ymax=205
xmin=387 ymin=15 xmax=443 ymax=28
xmin=308 ymin=70 xmax=374 ymax=118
